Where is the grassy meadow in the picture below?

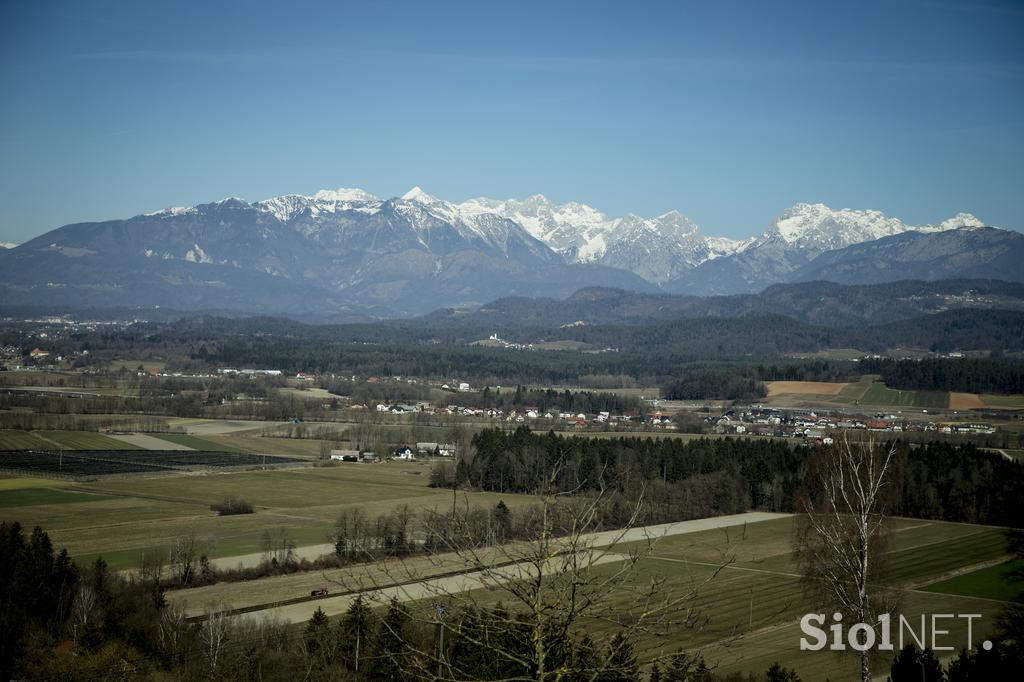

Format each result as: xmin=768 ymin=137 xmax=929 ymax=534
xmin=0 ymin=459 xmax=535 ymax=571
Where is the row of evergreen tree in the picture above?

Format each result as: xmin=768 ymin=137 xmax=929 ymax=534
xmin=456 ymin=429 xmax=1024 ymax=528
xmin=861 ymin=356 xmax=1024 ymax=394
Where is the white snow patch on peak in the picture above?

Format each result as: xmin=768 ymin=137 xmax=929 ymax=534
xmin=457 ymin=195 xmax=613 ymax=248
xmin=401 ymin=186 xmax=437 ymax=202
xmin=255 ymin=188 xmax=380 ymax=221
xmin=1 ymin=242 xmax=19 ymax=249
xmin=144 ymin=206 xmax=195 ymax=217
xmin=706 ymin=236 xmax=751 ymax=257
xmin=312 ymin=188 xmax=378 ymax=203
xmin=926 ymin=212 xmax=985 ymax=232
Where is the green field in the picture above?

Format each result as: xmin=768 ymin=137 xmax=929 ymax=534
xmin=0 ymin=461 xmax=536 ymax=570
xmin=0 ymin=477 xmax=72 ymax=491
xmin=0 ymin=487 xmax=119 ymax=508
xmin=857 ymin=382 xmax=949 ymax=408
xmin=830 ymin=376 xmax=875 ymax=404
xmin=35 ymin=430 xmax=137 ymax=450
xmin=203 ymin=435 xmax=328 ymax=458
xmin=149 ymin=433 xmax=249 ymax=452
xmin=1 ymin=429 xmax=140 ymax=451
xmin=371 ymin=516 xmax=1016 ymax=682
xmin=606 ymin=517 xmax=1013 ymax=681
xmin=923 ymin=559 xmax=1023 ymax=602
xmin=0 ymin=430 xmax=54 ymax=450
xmin=796 ymin=375 xmax=960 ymax=409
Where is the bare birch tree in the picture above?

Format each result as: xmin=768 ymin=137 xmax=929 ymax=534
xmin=795 ymin=434 xmax=898 ymax=682
xmin=201 ymin=603 xmax=233 ymax=677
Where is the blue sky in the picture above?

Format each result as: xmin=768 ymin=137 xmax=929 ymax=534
xmin=1 ymin=0 xmax=1022 ymax=243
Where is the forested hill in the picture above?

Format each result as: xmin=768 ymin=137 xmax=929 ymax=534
xmin=423 ymin=279 xmax=1024 ymax=328
xmin=19 ymin=307 xmax=1023 ymax=383
xmin=72 ymin=307 xmax=1024 ymax=357
xmin=4 ymin=279 xmax=1023 ymax=328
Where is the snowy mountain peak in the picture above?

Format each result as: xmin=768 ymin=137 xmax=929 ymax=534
xmin=312 ymin=188 xmax=378 ymax=203
xmin=765 ymin=203 xmax=909 ymax=251
xmin=109 ymin=188 xmax=998 ymax=294
xmin=400 ymin=186 xmax=436 ymax=203
xmin=928 ymin=212 xmax=985 ymax=231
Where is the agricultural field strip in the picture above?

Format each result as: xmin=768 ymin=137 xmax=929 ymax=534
xmin=37 ymin=430 xmax=141 ymax=450
xmin=30 ymin=432 xmax=73 ymax=449
xmin=637 ymin=547 xmax=1015 ymax=681
xmin=203 ymin=513 xmax=791 ymax=577
xmin=179 ymin=513 xmax=789 ymax=622
xmin=287 ymin=468 xmax=458 ymax=493
xmin=106 ymin=433 xmax=195 ymax=451
xmin=3 ymin=385 xmax=137 ymax=398
xmin=0 ymin=450 xmax=297 ymax=477
xmin=225 ymin=551 xmax=635 ymax=626
xmin=179 ymin=514 xmax=978 ymax=616
xmin=645 ymin=552 xmax=1015 ymax=603
xmin=64 ymin=484 xmax=225 ymax=507
xmin=882 ymin=527 xmax=1001 ymax=559
xmin=646 ymin=554 xmax=800 ymax=579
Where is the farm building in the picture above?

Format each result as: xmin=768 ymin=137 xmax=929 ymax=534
xmin=330 ymin=449 xmax=360 ymax=462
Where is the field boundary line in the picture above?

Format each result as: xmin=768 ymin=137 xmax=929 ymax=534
xmin=882 ymin=528 xmax=995 ymax=556
xmin=646 ymin=554 xmax=803 ymax=579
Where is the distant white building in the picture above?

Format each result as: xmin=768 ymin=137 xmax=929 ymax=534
xmin=458 ymin=382 xmax=471 ymax=392
xmin=394 ymin=446 xmax=416 ymax=460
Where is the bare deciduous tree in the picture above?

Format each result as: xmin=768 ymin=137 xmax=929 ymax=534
xmin=170 ymin=531 xmax=200 ymax=586
xmin=70 ymin=585 xmax=97 ymax=640
xmin=201 ymin=603 xmax=233 ymax=677
xmin=330 ymin=459 xmax=730 ymax=680
xmin=795 ymin=435 xmax=898 ymax=682
xmin=261 ymin=527 xmax=297 ymax=570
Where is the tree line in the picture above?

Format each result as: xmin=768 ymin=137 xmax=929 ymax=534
xmin=456 ymin=429 xmax=1024 ymax=528
xmin=662 ymin=367 xmax=767 ymax=401
xmin=860 ymin=356 xmax=1024 ymax=395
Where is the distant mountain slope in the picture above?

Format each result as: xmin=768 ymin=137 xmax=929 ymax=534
xmin=0 ymin=190 xmax=652 ymax=317
xmin=0 ymin=186 xmax=1017 ymax=316
xmin=665 ymin=204 xmax=992 ymax=295
xmin=423 ymin=279 xmax=1024 ymax=328
xmin=788 ymin=227 xmax=1024 ymax=285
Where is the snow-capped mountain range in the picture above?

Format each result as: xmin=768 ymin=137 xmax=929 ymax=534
xmin=144 ymin=187 xmax=988 ymax=283
xmin=0 ymin=186 xmax=1018 ymax=318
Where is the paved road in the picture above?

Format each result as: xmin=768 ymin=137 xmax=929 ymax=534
xmin=219 ymin=511 xmax=791 ymax=625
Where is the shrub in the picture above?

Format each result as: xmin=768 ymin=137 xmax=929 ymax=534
xmin=210 ymin=496 xmax=254 ymax=515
